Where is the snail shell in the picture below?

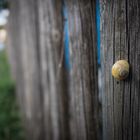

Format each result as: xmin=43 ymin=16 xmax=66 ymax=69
xmin=112 ymin=60 xmax=129 ymax=80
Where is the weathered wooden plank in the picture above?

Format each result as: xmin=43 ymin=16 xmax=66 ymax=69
xmin=8 ymin=0 xmax=100 ymax=140
xmin=8 ymin=0 xmax=45 ymax=139
xmin=37 ymin=0 xmax=70 ymax=140
xmin=66 ymin=0 xmax=99 ymax=140
xmin=7 ymin=0 xmax=29 ymax=137
xmin=100 ymin=0 xmax=140 ymax=140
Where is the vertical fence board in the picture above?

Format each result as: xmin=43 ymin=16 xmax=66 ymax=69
xmin=18 ymin=0 xmax=45 ymax=139
xmin=7 ymin=0 xmax=26 ymax=123
xmin=100 ymin=0 xmax=140 ymax=140
xmin=37 ymin=0 xmax=70 ymax=140
xmin=8 ymin=0 xmax=45 ymax=139
xmin=66 ymin=0 xmax=99 ymax=140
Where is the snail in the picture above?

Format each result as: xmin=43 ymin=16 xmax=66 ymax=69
xmin=112 ymin=60 xmax=129 ymax=80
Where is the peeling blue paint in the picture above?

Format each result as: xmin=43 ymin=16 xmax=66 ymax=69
xmin=96 ymin=0 xmax=101 ymax=65
xmin=62 ymin=1 xmax=100 ymax=69
xmin=63 ymin=2 xmax=71 ymax=70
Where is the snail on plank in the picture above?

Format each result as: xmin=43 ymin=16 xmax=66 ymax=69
xmin=112 ymin=60 xmax=129 ymax=80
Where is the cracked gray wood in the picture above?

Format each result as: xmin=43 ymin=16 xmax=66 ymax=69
xmin=100 ymin=0 xmax=140 ymax=140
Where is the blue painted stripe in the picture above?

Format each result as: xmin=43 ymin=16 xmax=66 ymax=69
xmin=63 ymin=2 xmax=71 ymax=70
xmin=63 ymin=1 xmax=100 ymax=68
xmin=96 ymin=0 xmax=101 ymax=65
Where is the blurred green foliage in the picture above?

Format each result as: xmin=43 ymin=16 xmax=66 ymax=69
xmin=0 ymin=50 xmax=25 ymax=140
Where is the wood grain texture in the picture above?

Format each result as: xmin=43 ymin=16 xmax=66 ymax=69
xmin=66 ymin=0 xmax=99 ymax=140
xmin=37 ymin=0 xmax=70 ymax=139
xmin=8 ymin=0 xmax=45 ymax=139
xmin=7 ymin=0 xmax=99 ymax=140
xmin=7 ymin=0 xmax=27 ymax=126
xmin=100 ymin=0 xmax=140 ymax=140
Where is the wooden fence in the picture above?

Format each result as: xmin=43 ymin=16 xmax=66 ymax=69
xmin=7 ymin=0 xmax=140 ymax=140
